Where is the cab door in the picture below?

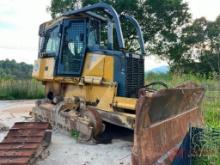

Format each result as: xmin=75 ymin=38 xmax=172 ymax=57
xmin=57 ymin=19 xmax=86 ymax=76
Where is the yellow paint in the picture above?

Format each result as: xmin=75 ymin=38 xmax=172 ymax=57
xmin=84 ymin=76 xmax=103 ymax=84
xmin=64 ymin=85 xmax=88 ymax=99
xmin=64 ymin=83 xmax=117 ymax=112
xmin=83 ymin=53 xmax=113 ymax=81
xmin=53 ymin=77 xmax=80 ymax=84
xmin=103 ymin=56 xmax=114 ymax=81
xmin=45 ymin=82 xmax=61 ymax=97
xmin=96 ymin=85 xmax=117 ymax=111
xmin=113 ymin=97 xmax=137 ymax=110
xmin=32 ymin=58 xmax=55 ymax=80
xmin=83 ymin=53 xmax=105 ymax=77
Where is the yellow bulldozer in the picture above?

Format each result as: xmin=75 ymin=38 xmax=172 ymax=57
xmin=32 ymin=2 xmax=205 ymax=164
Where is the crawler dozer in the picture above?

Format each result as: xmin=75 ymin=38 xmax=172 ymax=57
xmin=32 ymin=3 xmax=205 ymax=164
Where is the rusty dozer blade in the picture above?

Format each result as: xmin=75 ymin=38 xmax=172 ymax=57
xmin=0 ymin=122 xmax=52 ymax=165
xmin=132 ymin=82 xmax=205 ymax=165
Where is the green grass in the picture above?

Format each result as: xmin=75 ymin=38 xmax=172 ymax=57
xmin=0 ymin=79 xmax=44 ymax=100
xmin=70 ymin=129 xmax=80 ymax=140
xmin=191 ymin=128 xmax=220 ymax=165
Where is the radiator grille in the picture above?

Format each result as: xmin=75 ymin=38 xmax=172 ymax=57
xmin=125 ymin=54 xmax=144 ymax=97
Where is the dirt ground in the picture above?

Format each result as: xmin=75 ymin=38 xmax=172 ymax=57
xmin=0 ymin=100 xmax=132 ymax=165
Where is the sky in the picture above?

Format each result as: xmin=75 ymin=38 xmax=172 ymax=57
xmin=0 ymin=0 xmax=51 ymax=64
xmin=0 ymin=0 xmax=220 ymax=71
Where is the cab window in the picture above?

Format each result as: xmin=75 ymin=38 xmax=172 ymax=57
xmin=43 ymin=26 xmax=60 ymax=55
xmin=88 ymin=21 xmax=100 ymax=49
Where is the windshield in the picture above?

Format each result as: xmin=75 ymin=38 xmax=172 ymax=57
xmin=40 ymin=26 xmax=60 ymax=56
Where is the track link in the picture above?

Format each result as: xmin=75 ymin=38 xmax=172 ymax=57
xmin=0 ymin=122 xmax=51 ymax=165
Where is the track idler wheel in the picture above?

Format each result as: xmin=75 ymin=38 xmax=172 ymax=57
xmin=78 ymin=108 xmax=104 ymax=143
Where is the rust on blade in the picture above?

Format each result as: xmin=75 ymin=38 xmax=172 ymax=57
xmin=0 ymin=122 xmax=52 ymax=165
xmin=132 ymin=82 xmax=205 ymax=165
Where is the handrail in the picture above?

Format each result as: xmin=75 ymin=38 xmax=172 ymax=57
xmin=121 ymin=14 xmax=145 ymax=55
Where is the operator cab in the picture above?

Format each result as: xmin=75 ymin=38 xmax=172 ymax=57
xmin=37 ymin=2 xmax=145 ymax=97
xmin=39 ymin=15 xmax=104 ymax=76
xmin=38 ymin=3 xmax=145 ymax=76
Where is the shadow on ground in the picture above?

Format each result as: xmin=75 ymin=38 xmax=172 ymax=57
xmin=97 ymin=122 xmax=133 ymax=144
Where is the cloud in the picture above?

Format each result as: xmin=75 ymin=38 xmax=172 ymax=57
xmin=0 ymin=0 xmax=51 ymax=64
xmin=186 ymin=0 xmax=220 ymax=21
xmin=145 ymin=56 xmax=168 ymax=71
xmin=0 ymin=47 xmax=35 ymax=64
xmin=0 ymin=21 xmax=16 ymax=29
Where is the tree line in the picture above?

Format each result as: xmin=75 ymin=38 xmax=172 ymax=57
xmin=48 ymin=0 xmax=220 ymax=75
xmin=0 ymin=59 xmax=33 ymax=79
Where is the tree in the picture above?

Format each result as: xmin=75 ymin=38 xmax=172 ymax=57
xmin=47 ymin=0 xmax=191 ymax=60
xmin=0 ymin=60 xmax=33 ymax=80
xmin=173 ymin=16 xmax=220 ymax=75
